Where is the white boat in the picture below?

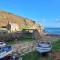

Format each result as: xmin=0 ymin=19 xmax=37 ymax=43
xmin=35 ymin=41 xmax=52 ymax=53
xmin=0 ymin=42 xmax=13 ymax=59
xmin=0 ymin=42 xmax=6 ymax=47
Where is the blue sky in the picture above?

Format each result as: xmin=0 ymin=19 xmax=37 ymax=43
xmin=0 ymin=0 xmax=60 ymax=27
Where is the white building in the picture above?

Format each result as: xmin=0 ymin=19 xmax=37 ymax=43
xmin=7 ymin=22 xmax=20 ymax=32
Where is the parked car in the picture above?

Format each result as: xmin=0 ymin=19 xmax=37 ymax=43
xmin=35 ymin=41 xmax=52 ymax=53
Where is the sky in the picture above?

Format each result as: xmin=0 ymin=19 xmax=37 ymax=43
xmin=0 ymin=0 xmax=60 ymax=28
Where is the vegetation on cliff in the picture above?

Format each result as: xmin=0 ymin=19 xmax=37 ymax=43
xmin=0 ymin=11 xmax=43 ymax=31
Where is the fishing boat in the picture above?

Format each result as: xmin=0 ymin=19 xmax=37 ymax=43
xmin=0 ymin=42 xmax=13 ymax=59
xmin=36 ymin=41 xmax=52 ymax=53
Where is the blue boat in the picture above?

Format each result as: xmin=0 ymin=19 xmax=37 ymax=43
xmin=0 ymin=42 xmax=13 ymax=59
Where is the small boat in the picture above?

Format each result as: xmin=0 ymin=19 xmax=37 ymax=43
xmin=35 ymin=41 xmax=52 ymax=53
xmin=0 ymin=42 xmax=6 ymax=47
xmin=0 ymin=42 xmax=13 ymax=59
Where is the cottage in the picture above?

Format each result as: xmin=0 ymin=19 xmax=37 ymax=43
xmin=7 ymin=22 xmax=20 ymax=32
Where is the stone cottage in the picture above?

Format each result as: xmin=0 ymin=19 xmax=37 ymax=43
xmin=7 ymin=22 xmax=20 ymax=32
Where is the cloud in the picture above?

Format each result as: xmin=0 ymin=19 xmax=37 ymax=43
xmin=55 ymin=18 xmax=60 ymax=22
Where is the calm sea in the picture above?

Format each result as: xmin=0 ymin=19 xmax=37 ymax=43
xmin=45 ymin=28 xmax=60 ymax=35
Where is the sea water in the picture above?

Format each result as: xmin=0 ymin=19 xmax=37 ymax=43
xmin=45 ymin=28 xmax=60 ymax=35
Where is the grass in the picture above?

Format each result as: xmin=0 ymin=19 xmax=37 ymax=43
xmin=22 ymin=51 xmax=40 ymax=60
xmin=6 ymin=40 xmax=16 ymax=45
xmin=22 ymin=51 xmax=51 ymax=60
xmin=6 ymin=38 xmax=33 ymax=45
xmin=6 ymin=33 xmax=33 ymax=44
xmin=52 ymin=39 xmax=60 ymax=51
xmin=19 ymin=26 xmax=30 ymax=31
xmin=21 ymin=39 xmax=60 ymax=60
xmin=18 ymin=33 xmax=33 ymax=42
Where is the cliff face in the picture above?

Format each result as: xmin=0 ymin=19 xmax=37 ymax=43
xmin=0 ymin=11 xmax=44 ymax=31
